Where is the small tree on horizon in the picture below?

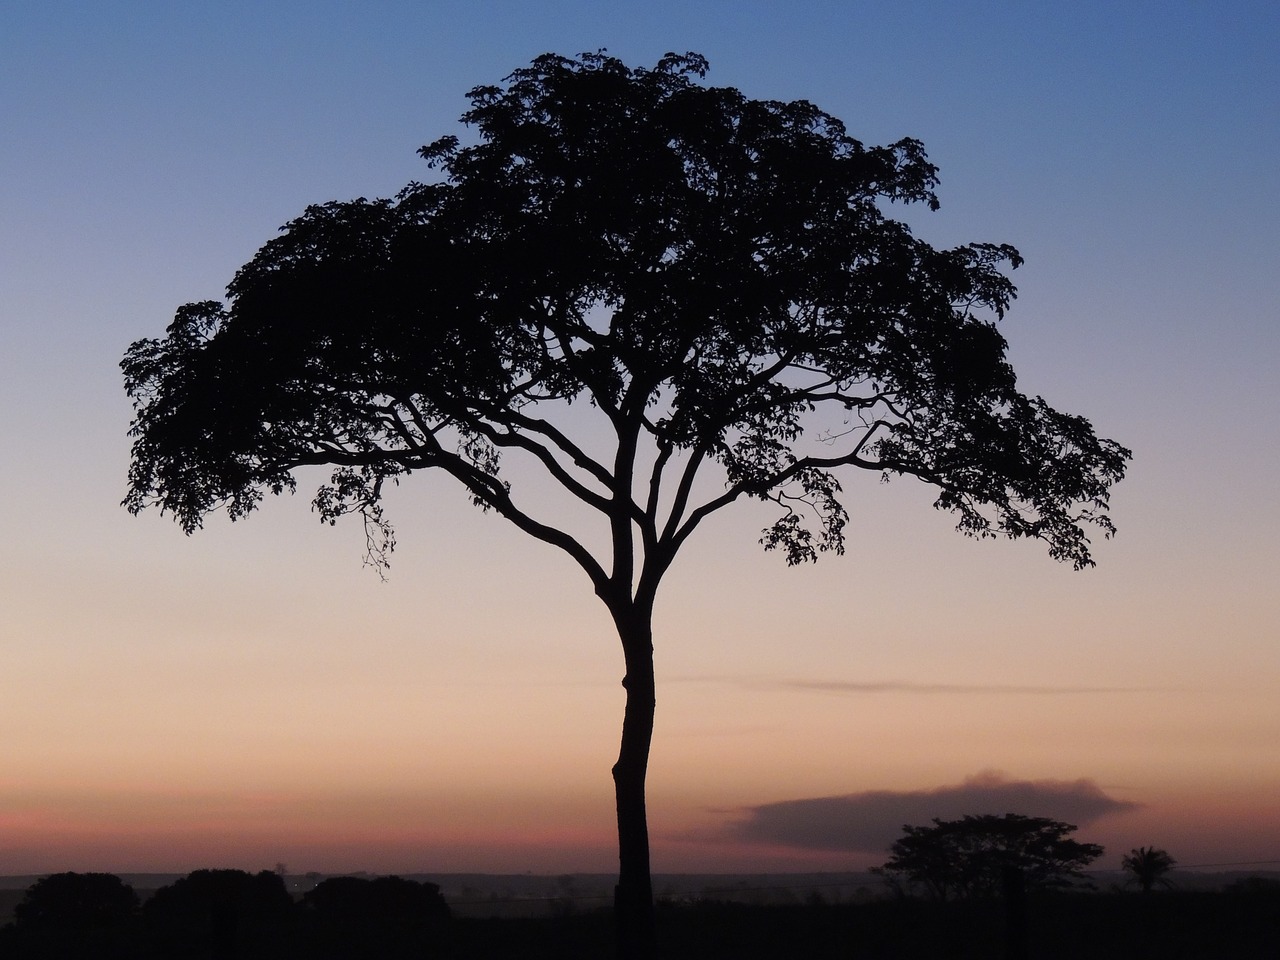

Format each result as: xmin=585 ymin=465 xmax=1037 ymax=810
xmin=1121 ymin=846 xmax=1177 ymax=893
xmin=878 ymin=814 xmax=1105 ymax=901
xmin=11 ymin=872 xmax=139 ymax=932
xmin=122 ymin=52 xmax=1129 ymax=959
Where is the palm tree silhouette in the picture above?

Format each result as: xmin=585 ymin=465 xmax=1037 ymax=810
xmin=1121 ymin=846 xmax=1177 ymax=892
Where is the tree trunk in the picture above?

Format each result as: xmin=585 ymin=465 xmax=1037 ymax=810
xmin=611 ymin=606 xmax=657 ymax=960
xmin=1001 ymin=864 xmax=1029 ymax=960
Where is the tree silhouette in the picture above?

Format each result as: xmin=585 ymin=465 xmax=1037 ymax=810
xmin=122 ymin=52 xmax=1129 ymax=958
xmin=878 ymin=814 xmax=1104 ymax=901
xmin=11 ymin=872 xmax=139 ymax=931
xmin=300 ymin=876 xmax=450 ymax=958
xmin=6 ymin=873 xmax=139 ymax=959
xmin=1121 ymin=846 xmax=1177 ymax=893
xmin=11 ymin=870 xmax=137 ymax=931
xmin=143 ymin=869 xmax=293 ymax=959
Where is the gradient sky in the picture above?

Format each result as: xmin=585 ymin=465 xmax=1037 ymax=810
xmin=2 ymin=1 xmax=1278 ymax=877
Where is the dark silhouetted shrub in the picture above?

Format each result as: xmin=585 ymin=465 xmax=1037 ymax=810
xmin=143 ymin=868 xmax=293 ymax=958
xmin=13 ymin=872 xmax=139 ymax=931
xmin=3 ymin=872 xmax=139 ymax=958
xmin=298 ymin=875 xmax=450 ymax=958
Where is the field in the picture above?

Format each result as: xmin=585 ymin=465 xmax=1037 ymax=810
xmin=457 ymin=889 xmax=1280 ymax=959
xmin=1 ymin=875 xmax=1278 ymax=958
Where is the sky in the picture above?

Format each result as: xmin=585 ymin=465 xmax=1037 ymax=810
xmin=1 ymin=1 xmax=1278 ymax=878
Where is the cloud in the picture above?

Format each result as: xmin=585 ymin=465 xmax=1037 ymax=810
xmin=667 ymin=676 xmax=1169 ymax=695
xmin=729 ymin=771 xmax=1140 ymax=854
xmin=778 ymin=680 xmax=1160 ymax=695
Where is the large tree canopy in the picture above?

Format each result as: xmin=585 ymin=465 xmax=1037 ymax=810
xmin=123 ymin=51 xmax=1126 ymax=579
xmin=122 ymin=52 xmax=1129 ymax=958
xmin=879 ymin=814 xmax=1105 ymax=900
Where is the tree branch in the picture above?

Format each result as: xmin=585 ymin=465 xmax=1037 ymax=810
xmin=658 ymin=446 xmax=707 ymax=545
xmin=466 ymin=418 xmax=616 ymax=513
xmin=416 ymin=430 xmax=612 ymax=594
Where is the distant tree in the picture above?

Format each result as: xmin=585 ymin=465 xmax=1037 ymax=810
xmin=143 ymin=869 xmax=293 ymax=958
xmin=11 ymin=871 xmax=138 ymax=932
xmin=301 ymin=874 xmax=449 ymax=924
xmin=1121 ymin=846 xmax=1177 ymax=893
xmin=5 ymin=873 xmax=139 ymax=959
xmin=300 ymin=876 xmax=450 ymax=958
xmin=879 ymin=814 xmax=1104 ymax=900
xmin=122 ymin=51 xmax=1129 ymax=958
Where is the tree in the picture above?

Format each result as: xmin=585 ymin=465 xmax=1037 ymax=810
xmin=1121 ymin=846 xmax=1177 ymax=892
xmin=878 ymin=814 xmax=1105 ymax=900
xmin=11 ymin=872 xmax=138 ymax=931
xmin=122 ymin=52 xmax=1130 ymax=958
xmin=143 ymin=869 xmax=293 ymax=958
xmin=300 ymin=876 xmax=451 ymax=959
xmin=301 ymin=875 xmax=449 ymax=925
xmin=6 ymin=873 xmax=139 ymax=959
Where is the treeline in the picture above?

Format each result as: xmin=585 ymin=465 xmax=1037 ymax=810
xmin=3 ymin=869 xmax=1278 ymax=959
xmin=0 ymin=869 xmax=450 ymax=959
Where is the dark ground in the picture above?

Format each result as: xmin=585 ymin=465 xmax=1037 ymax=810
xmin=458 ymin=890 xmax=1279 ymax=960
xmin=2 ymin=885 xmax=1278 ymax=959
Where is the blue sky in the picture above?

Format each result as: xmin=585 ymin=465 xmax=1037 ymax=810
xmin=2 ymin=1 xmax=1277 ymax=874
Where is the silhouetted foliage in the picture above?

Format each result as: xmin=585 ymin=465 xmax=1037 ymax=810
xmin=299 ymin=875 xmax=451 ymax=958
xmin=302 ymin=874 xmax=445 ymax=921
xmin=122 ymin=51 xmax=1130 ymax=958
xmin=879 ymin=814 xmax=1104 ymax=901
xmin=1121 ymin=846 xmax=1177 ymax=893
xmin=1 ymin=872 xmax=139 ymax=959
xmin=143 ymin=869 xmax=293 ymax=958
xmin=11 ymin=872 xmax=139 ymax=931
